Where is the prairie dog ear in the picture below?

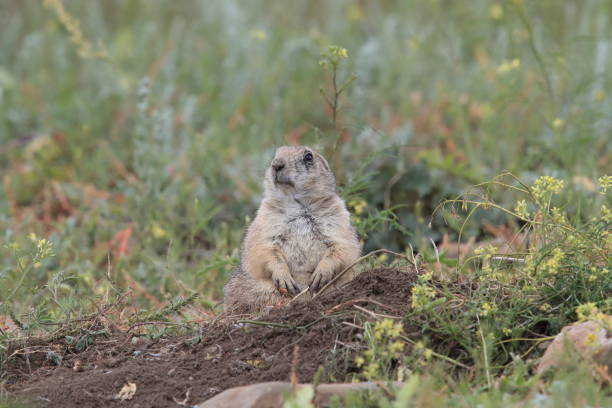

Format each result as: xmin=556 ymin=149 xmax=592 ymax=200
xmin=315 ymin=152 xmax=330 ymax=171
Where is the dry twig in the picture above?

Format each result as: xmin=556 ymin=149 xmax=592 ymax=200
xmin=313 ymin=249 xmax=412 ymax=299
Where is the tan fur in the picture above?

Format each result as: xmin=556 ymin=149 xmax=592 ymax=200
xmin=224 ymin=146 xmax=361 ymax=313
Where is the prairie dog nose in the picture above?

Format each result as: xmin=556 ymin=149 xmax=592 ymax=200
xmin=272 ymin=159 xmax=285 ymax=172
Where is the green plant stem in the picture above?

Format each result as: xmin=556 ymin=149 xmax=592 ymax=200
xmin=398 ymin=335 xmax=470 ymax=369
xmin=495 ymin=336 xmax=556 ymax=345
xmin=514 ymin=3 xmax=555 ymax=108
xmin=5 ymin=255 xmax=33 ymax=305
xmin=477 ymin=316 xmax=492 ymax=389
xmin=434 ymin=198 xmax=606 ymax=260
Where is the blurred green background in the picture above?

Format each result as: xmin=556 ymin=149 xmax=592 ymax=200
xmin=0 ymin=0 xmax=610 ymax=315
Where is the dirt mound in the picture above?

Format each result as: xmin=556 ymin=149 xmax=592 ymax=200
xmin=4 ymin=268 xmax=418 ymax=407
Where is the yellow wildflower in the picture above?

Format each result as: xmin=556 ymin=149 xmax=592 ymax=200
xmin=349 ymin=199 xmax=367 ymax=215
xmin=552 ymin=118 xmax=564 ymax=128
xmin=389 ymin=340 xmax=406 ymax=354
xmin=389 ymin=321 xmax=403 ymax=337
xmin=420 ymin=272 xmax=433 ymax=282
xmin=489 ymin=4 xmax=503 ymax=20
xmin=598 ymin=175 xmax=612 ymax=193
xmin=411 ymin=284 xmax=436 ymax=311
xmin=540 ymin=247 xmax=564 ymax=276
xmin=474 ymin=245 xmax=497 ymax=257
xmin=496 ymin=59 xmax=520 ymax=74
xmin=594 ymin=90 xmax=606 ymax=101
xmin=363 ymin=362 xmax=379 ymax=379
xmin=497 ymin=61 xmax=511 ymax=74
xmin=326 ymin=45 xmax=349 ymax=59
xmin=249 ymin=30 xmax=268 ymax=41
xmin=550 ymin=207 xmax=568 ymax=225
xmin=481 ymin=302 xmax=497 ymax=316
xmin=532 ymin=176 xmax=565 ymax=205
xmin=583 ymin=333 xmax=598 ymax=347
xmin=514 ymin=200 xmax=529 ymax=219
xmin=374 ymin=319 xmax=392 ymax=340
xmin=37 ymin=238 xmax=54 ymax=258
xmin=601 ymin=205 xmax=611 ymax=223
xmin=576 ymin=303 xmax=598 ymax=321
xmin=346 ymin=4 xmax=364 ymax=22
xmin=373 ymin=318 xmax=403 ymax=340
xmin=43 ymin=0 xmax=108 ymax=59
xmin=151 ymin=223 xmax=167 ymax=239
xmin=539 ymin=303 xmax=552 ymax=312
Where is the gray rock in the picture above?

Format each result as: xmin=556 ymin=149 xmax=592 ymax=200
xmin=197 ymin=381 xmax=395 ymax=408
xmin=538 ymin=318 xmax=612 ymax=374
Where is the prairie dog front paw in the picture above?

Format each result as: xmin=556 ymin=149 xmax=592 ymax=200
xmin=309 ymin=268 xmax=334 ymax=292
xmin=272 ymin=269 xmax=301 ymax=295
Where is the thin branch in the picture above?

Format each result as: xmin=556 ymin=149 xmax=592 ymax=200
xmin=353 ymin=305 xmax=401 ymax=320
xmin=495 ymin=335 xmax=555 ymax=345
xmin=237 ymin=320 xmax=296 ymax=329
xmin=324 ymin=298 xmax=401 ymax=315
xmin=313 ymin=249 xmax=412 ymax=299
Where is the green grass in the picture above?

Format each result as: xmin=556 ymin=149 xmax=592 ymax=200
xmin=0 ymin=0 xmax=610 ymax=405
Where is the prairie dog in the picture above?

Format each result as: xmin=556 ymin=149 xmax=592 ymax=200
xmin=224 ymin=146 xmax=361 ymax=313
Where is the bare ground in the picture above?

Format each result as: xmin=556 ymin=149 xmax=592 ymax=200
xmin=4 ymin=268 xmax=423 ymax=407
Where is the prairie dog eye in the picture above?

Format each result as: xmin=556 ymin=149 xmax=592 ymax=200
xmin=303 ymin=152 xmax=314 ymax=163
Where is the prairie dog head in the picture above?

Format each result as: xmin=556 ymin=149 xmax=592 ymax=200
xmin=264 ymin=146 xmax=336 ymax=199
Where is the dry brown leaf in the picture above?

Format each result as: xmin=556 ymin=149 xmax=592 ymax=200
xmin=115 ymin=382 xmax=137 ymax=401
xmin=0 ymin=315 xmax=20 ymax=333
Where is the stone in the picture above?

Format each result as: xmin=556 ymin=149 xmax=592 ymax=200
xmin=197 ymin=381 xmax=396 ymax=408
xmin=537 ymin=318 xmax=612 ymax=374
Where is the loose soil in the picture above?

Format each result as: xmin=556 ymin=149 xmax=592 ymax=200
xmin=3 ymin=268 xmax=420 ymax=407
